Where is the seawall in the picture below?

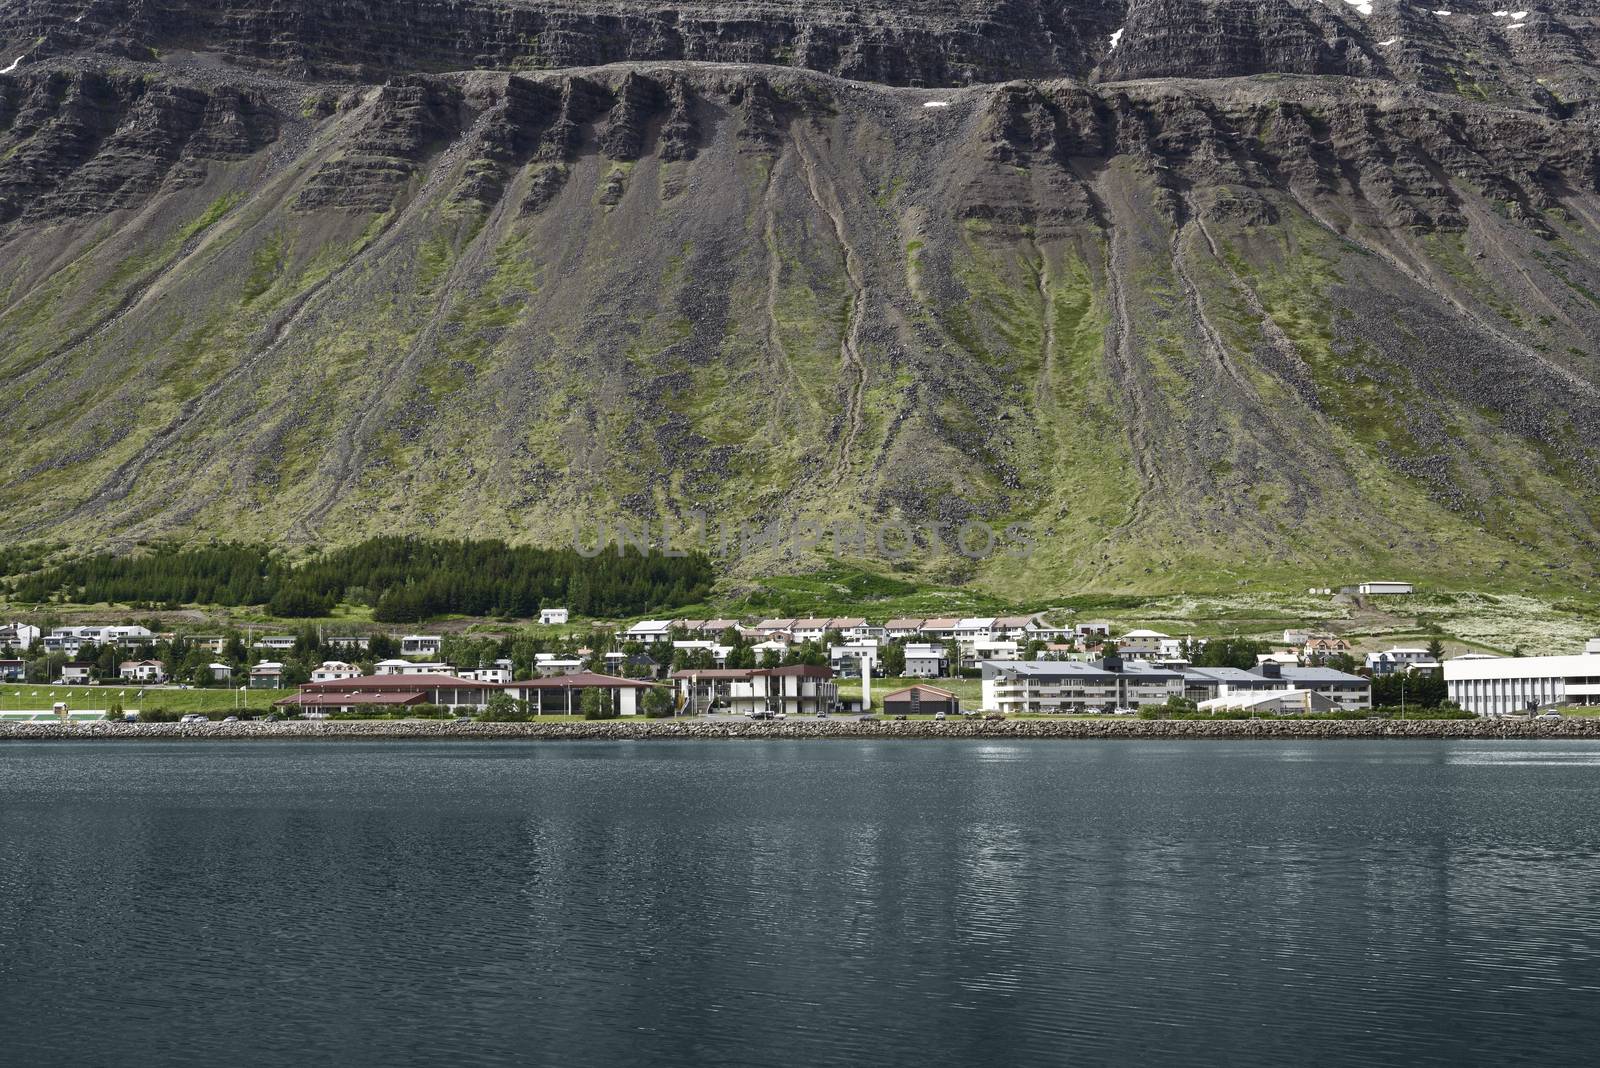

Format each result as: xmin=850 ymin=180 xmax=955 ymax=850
xmin=1 ymin=719 xmax=1596 ymax=741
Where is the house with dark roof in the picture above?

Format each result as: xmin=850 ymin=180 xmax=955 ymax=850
xmin=881 ymin=684 xmax=960 ymax=718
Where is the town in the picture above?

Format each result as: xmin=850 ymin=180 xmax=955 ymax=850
xmin=0 ymin=591 xmax=1590 ymax=723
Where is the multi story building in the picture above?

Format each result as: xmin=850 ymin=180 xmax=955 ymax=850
xmin=903 ymin=643 xmax=949 ymax=677
xmin=311 ymin=661 xmax=363 ymax=683
xmin=44 ymin=626 xmax=155 ymax=655
xmin=981 ymin=657 xmax=1183 ymax=714
xmin=671 ymin=666 xmax=837 ymax=716
xmin=1444 ymin=641 xmax=1600 ymax=716
xmin=1365 ymin=648 xmax=1433 ymax=675
xmin=400 ymin=635 xmax=444 ymax=658
xmin=1184 ymin=663 xmax=1370 ymax=710
xmin=118 ymin=660 xmax=167 ymax=683
xmin=828 ymin=642 xmax=879 ymax=676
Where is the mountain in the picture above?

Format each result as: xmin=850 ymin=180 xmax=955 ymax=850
xmin=3 ymin=1 xmax=1600 ymax=598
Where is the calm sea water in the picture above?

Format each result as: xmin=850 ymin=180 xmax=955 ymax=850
xmin=3 ymin=741 xmax=1600 ymax=1066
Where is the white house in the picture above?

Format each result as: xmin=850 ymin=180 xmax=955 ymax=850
xmin=1358 ymin=581 xmax=1414 ymax=596
xmin=118 ymin=660 xmax=167 ymax=683
xmin=971 ymin=638 xmax=1020 ymax=664
xmin=883 ymin=618 xmax=925 ymax=640
xmin=60 ymin=663 xmax=96 ymax=684
xmin=1444 ymin=640 xmax=1600 ymax=716
xmin=623 ymin=620 xmax=675 ymax=644
xmin=830 ymin=618 xmax=875 ymax=641
xmin=45 ymin=625 xmax=156 ymax=655
xmin=953 ymin=618 xmax=997 ymax=647
xmin=750 ymin=639 xmax=789 ymax=663
xmin=252 ymin=635 xmax=296 ymax=652
xmin=828 ymin=641 xmax=879 ymax=676
xmin=789 ymin=618 xmax=833 ymax=643
xmin=325 ymin=636 xmax=371 ymax=651
xmin=311 ymin=661 xmax=363 ymax=683
xmin=208 ymin=663 xmax=234 ymax=682
xmin=0 ymin=623 xmax=40 ymax=650
xmin=539 ymin=608 xmax=570 ymax=626
xmin=1365 ymin=648 xmax=1433 ymax=676
xmin=903 ymin=643 xmax=949 ymax=677
xmin=375 ymin=659 xmax=456 ymax=676
xmin=400 ymin=635 xmax=444 ymax=657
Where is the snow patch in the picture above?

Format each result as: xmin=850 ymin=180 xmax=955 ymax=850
xmin=1378 ymin=37 xmax=1399 ymax=46
xmin=1433 ymin=9 xmax=1451 ymax=15
xmin=923 ymin=100 xmax=950 ymax=109
xmin=1109 ymin=27 xmax=1124 ymax=51
xmin=1492 ymin=9 xmax=1527 ymax=16
xmin=0 ymin=57 xmax=21 ymax=75
xmin=1343 ymin=0 xmax=1373 ymax=16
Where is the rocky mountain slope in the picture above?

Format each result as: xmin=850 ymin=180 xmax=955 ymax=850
xmin=2 ymin=0 xmax=1600 ymax=597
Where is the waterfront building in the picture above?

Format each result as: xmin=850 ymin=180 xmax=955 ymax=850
xmin=670 ymin=666 xmax=837 ymax=716
xmin=980 ymin=657 xmax=1183 ymax=714
xmin=1199 ymin=689 xmax=1339 ymax=715
xmin=1443 ymin=640 xmax=1600 ymax=715
xmin=881 ymin=684 xmax=961 ymax=718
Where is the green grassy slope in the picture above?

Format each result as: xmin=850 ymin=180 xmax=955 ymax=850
xmin=1 ymin=68 xmax=1599 ymax=597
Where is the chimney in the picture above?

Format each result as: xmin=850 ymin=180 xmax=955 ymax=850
xmin=1261 ymin=661 xmax=1282 ymax=680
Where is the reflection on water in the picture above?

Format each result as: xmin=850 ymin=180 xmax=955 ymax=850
xmin=3 ymin=740 xmax=1600 ymax=1067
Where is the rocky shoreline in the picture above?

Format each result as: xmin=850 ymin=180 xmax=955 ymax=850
xmin=2 ymin=719 xmax=1598 ymax=742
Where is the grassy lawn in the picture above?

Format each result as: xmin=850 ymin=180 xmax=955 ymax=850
xmin=0 ymin=684 xmax=294 ymax=713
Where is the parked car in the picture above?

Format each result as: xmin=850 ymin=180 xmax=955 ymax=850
xmin=934 ymin=711 xmax=947 ymax=721
xmin=814 ymin=712 xmax=829 ymax=719
xmin=1535 ymin=711 xmax=1563 ymax=721
xmin=222 ymin=716 xmax=239 ymax=723
xmin=178 ymin=714 xmax=209 ymax=724
xmin=1112 ymin=706 xmax=1136 ymax=716
xmin=774 ymin=712 xmax=787 ymax=720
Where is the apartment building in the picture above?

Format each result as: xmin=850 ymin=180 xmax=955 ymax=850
xmin=981 ymin=657 xmax=1183 ymax=714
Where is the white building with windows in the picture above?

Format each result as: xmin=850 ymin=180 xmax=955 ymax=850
xmin=1444 ymin=641 xmax=1600 ymax=715
xmin=400 ymin=635 xmax=444 ymax=657
xmin=981 ymin=657 xmax=1183 ymax=714
xmin=623 ymin=620 xmax=675 ymax=644
xmin=311 ymin=661 xmax=363 ymax=683
xmin=539 ymin=608 xmax=570 ymax=626
xmin=828 ymin=641 xmax=879 ymax=676
xmin=375 ymin=659 xmax=456 ymax=676
xmin=1358 ymin=581 xmax=1414 ymax=596
xmin=1365 ymin=647 xmax=1433 ymax=675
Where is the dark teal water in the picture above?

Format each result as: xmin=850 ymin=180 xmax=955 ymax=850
xmin=3 ymin=741 xmax=1600 ymax=1066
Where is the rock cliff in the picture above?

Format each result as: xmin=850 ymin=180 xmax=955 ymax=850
xmin=2 ymin=2 xmax=1600 ymax=596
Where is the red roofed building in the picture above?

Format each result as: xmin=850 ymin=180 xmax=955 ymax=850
xmin=277 ymin=671 xmax=660 ymax=716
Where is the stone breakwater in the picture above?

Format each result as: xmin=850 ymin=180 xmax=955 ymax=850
xmin=3 ymin=719 xmax=1599 ymax=742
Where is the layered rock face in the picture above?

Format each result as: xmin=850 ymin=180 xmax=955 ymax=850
xmin=0 ymin=0 xmax=1126 ymax=85
xmin=1 ymin=3 xmax=1600 ymax=594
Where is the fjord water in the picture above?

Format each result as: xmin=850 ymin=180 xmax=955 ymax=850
xmin=4 ymin=742 xmax=1600 ymax=1066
